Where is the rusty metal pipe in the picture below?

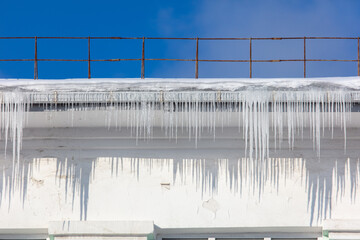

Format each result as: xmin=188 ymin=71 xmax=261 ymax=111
xmin=304 ymin=37 xmax=306 ymax=78
xmin=0 ymin=59 xmax=35 ymax=61
xmin=34 ymin=36 xmax=38 ymax=80
xmin=37 ymin=59 xmax=88 ymax=61
xmin=249 ymin=38 xmax=252 ymax=78
xmin=92 ymin=59 xmax=142 ymax=62
xmin=358 ymin=37 xmax=360 ymax=76
xmin=2 ymin=58 xmax=357 ymax=62
xmin=141 ymin=37 xmax=145 ymax=79
xmin=88 ymin=36 xmax=91 ymax=79
xmin=0 ymin=36 xmax=359 ymax=40
xmin=195 ymin=37 xmax=199 ymax=79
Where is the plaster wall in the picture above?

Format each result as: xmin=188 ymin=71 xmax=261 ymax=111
xmin=0 ymin=111 xmax=359 ymax=230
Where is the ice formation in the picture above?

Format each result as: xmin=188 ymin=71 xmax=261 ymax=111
xmin=0 ymin=77 xmax=359 ymax=163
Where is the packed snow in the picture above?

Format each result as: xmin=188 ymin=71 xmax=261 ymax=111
xmin=0 ymin=76 xmax=360 ymax=92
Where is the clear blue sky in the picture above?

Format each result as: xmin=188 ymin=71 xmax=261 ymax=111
xmin=1 ymin=0 xmax=360 ymax=79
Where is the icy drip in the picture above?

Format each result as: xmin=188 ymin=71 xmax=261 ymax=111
xmin=0 ymin=90 xmax=357 ymax=162
xmin=0 ymin=92 xmax=31 ymax=170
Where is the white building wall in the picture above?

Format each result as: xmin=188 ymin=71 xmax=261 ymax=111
xmin=0 ymin=110 xmax=359 ymax=232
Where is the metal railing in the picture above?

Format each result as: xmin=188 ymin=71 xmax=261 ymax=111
xmin=0 ymin=36 xmax=359 ymax=79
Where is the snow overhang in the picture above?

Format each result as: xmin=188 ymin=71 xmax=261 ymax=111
xmin=0 ymin=77 xmax=360 ymax=108
xmin=1 ymin=77 xmax=360 ymax=92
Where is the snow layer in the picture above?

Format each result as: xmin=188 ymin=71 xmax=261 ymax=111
xmin=0 ymin=76 xmax=360 ymax=92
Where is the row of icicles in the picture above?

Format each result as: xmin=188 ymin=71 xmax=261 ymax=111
xmin=0 ymin=90 xmax=357 ymax=163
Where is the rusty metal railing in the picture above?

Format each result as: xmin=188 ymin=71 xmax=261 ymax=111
xmin=0 ymin=36 xmax=359 ymax=79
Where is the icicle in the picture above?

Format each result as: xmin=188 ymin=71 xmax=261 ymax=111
xmin=0 ymin=90 xmax=356 ymax=171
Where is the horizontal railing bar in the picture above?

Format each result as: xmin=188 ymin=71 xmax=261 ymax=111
xmin=199 ymin=37 xmax=298 ymax=40
xmin=199 ymin=38 xmax=250 ymax=40
xmin=200 ymin=37 xmax=359 ymax=40
xmin=253 ymin=59 xmax=300 ymax=62
xmin=307 ymin=59 xmax=359 ymax=62
xmin=199 ymin=59 xmax=359 ymax=62
xmin=250 ymin=37 xmax=359 ymax=40
xmin=91 ymin=37 xmax=142 ymax=40
xmin=146 ymin=58 xmax=195 ymax=61
xmin=37 ymin=37 xmax=89 ymax=39
xmin=199 ymin=59 xmax=248 ymax=62
xmin=252 ymin=59 xmax=359 ymax=62
xmin=92 ymin=59 xmax=142 ymax=61
xmin=0 ymin=58 xmax=359 ymax=62
xmin=306 ymin=37 xmax=359 ymax=40
xmin=0 ymin=59 xmax=35 ymax=61
xmin=0 ymin=36 xmax=359 ymax=40
xmin=144 ymin=37 xmax=197 ymax=40
xmin=0 ymin=37 xmax=35 ymax=39
xmin=37 ymin=59 xmax=87 ymax=62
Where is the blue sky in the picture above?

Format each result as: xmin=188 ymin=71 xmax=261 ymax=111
xmin=1 ymin=0 xmax=360 ymax=79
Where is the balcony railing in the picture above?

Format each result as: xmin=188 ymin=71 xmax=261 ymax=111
xmin=0 ymin=36 xmax=359 ymax=79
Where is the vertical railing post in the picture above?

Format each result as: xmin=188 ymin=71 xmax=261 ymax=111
xmin=88 ymin=36 xmax=91 ymax=79
xmin=358 ymin=37 xmax=360 ymax=76
xmin=34 ymin=36 xmax=38 ymax=80
xmin=303 ymin=36 xmax=306 ymax=78
xmin=195 ymin=37 xmax=199 ymax=79
xmin=141 ymin=37 xmax=145 ymax=79
xmin=249 ymin=38 xmax=252 ymax=78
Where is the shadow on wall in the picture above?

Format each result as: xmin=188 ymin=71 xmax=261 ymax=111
xmin=0 ymin=147 xmax=359 ymax=226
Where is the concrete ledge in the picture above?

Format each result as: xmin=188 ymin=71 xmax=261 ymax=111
xmin=48 ymin=221 xmax=154 ymax=236
xmin=155 ymin=226 xmax=322 ymax=239
xmin=323 ymin=220 xmax=360 ymax=240
xmin=323 ymin=219 xmax=360 ymax=232
xmin=328 ymin=232 xmax=360 ymax=240
xmin=0 ymin=228 xmax=48 ymax=239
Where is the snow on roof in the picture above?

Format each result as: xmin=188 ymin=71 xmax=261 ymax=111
xmin=0 ymin=76 xmax=359 ymax=92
